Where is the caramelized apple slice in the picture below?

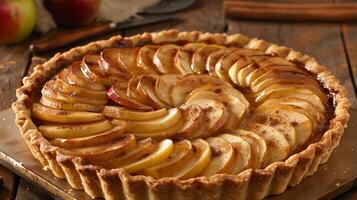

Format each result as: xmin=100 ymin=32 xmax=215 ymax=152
xmin=132 ymin=119 xmax=184 ymax=140
xmin=251 ymin=71 xmax=318 ymax=93
xmin=232 ymin=130 xmax=267 ymax=168
xmin=99 ymin=48 xmax=130 ymax=78
xmin=175 ymin=105 xmax=205 ymax=139
xmin=55 ymin=69 xmax=107 ymax=100
xmin=246 ymin=123 xmax=290 ymax=165
xmin=137 ymin=75 xmax=169 ymax=109
xmin=206 ymin=49 xmax=234 ymax=77
xmin=122 ymin=139 xmax=174 ymax=173
xmin=155 ymin=74 xmax=180 ymax=105
xmin=186 ymin=96 xmax=229 ymax=136
xmin=257 ymin=56 xmax=295 ymax=68
xmin=42 ymin=81 xmax=107 ymax=105
xmin=199 ymin=137 xmax=237 ymax=176
xmin=137 ymin=45 xmax=160 ymax=74
xmin=39 ymin=120 xmax=112 ymax=139
xmin=63 ymin=134 xmax=136 ymax=162
xmin=219 ymin=134 xmax=251 ymax=173
xmin=108 ymin=82 xmax=153 ymax=111
xmin=103 ymin=106 xmax=167 ymax=121
xmin=81 ymin=54 xmax=121 ymax=85
xmin=67 ymin=61 xmax=106 ymax=91
xmin=174 ymin=139 xmax=212 ymax=179
xmin=255 ymin=84 xmax=327 ymax=111
xmin=32 ymin=103 xmax=104 ymax=123
xmin=51 ymin=125 xmax=125 ymax=148
xmin=127 ymin=74 xmax=153 ymax=105
xmin=248 ymin=115 xmax=297 ymax=152
xmin=235 ymin=62 xmax=257 ymax=87
xmin=124 ymin=108 xmax=182 ymax=132
xmin=153 ymin=44 xmax=180 ymax=74
xmin=117 ymin=47 xmax=142 ymax=75
xmin=40 ymin=96 xmax=104 ymax=112
xmin=255 ymin=105 xmax=313 ymax=147
xmin=143 ymin=140 xmax=194 ymax=178
xmin=174 ymin=43 xmax=205 ymax=74
xmin=171 ymin=74 xmax=224 ymax=106
xmin=216 ymin=48 xmax=265 ymax=82
xmin=98 ymin=138 xmax=157 ymax=169
xmin=191 ymin=44 xmax=225 ymax=74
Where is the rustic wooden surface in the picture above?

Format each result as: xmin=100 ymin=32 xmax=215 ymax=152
xmin=0 ymin=0 xmax=356 ymax=199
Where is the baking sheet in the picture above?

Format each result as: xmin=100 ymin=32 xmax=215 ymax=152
xmin=0 ymin=108 xmax=356 ymax=200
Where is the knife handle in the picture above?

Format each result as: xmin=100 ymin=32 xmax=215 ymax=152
xmin=30 ymin=23 xmax=114 ymax=53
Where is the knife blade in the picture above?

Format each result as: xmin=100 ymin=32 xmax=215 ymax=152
xmin=30 ymin=14 xmax=175 ymax=53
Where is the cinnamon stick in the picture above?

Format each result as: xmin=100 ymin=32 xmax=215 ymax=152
xmin=224 ymin=1 xmax=357 ymax=22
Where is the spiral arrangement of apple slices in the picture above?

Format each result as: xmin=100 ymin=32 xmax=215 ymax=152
xmin=32 ymin=42 xmax=328 ymax=179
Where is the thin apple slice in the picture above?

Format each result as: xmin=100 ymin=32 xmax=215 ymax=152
xmin=39 ymin=120 xmax=112 ymax=139
xmin=246 ymin=123 xmax=290 ymax=165
xmin=174 ymin=43 xmax=205 ymax=75
xmin=171 ymin=74 xmax=224 ymax=106
xmin=67 ymin=61 xmax=106 ymax=91
xmin=32 ymin=103 xmax=104 ymax=123
xmin=137 ymin=75 xmax=169 ymax=109
xmin=98 ymin=138 xmax=157 ymax=169
xmin=155 ymin=74 xmax=180 ymax=106
xmin=122 ymin=139 xmax=174 ymax=173
xmin=99 ymin=48 xmax=130 ymax=78
xmin=81 ymin=54 xmax=122 ymax=86
xmin=153 ymin=44 xmax=180 ymax=74
xmin=206 ymin=49 xmax=234 ymax=77
xmin=137 ymin=45 xmax=161 ymax=74
xmin=232 ymin=129 xmax=267 ymax=168
xmin=257 ymin=56 xmax=295 ymax=68
xmin=215 ymin=48 xmax=265 ymax=82
xmin=263 ymin=97 xmax=326 ymax=127
xmin=132 ymin=119 xmax=184 ymax=140
xmin=127 ymin=74 xmax=153 ymax=105
xmin=186 ymin=95 xmax=229 ymax=136
xmin=174 ymin=105 xmax=205 ymax=139
xmin=199 ymin=137 xmax=237 ymax=176
xmin=245 ymin=65 xmax=308 ymax=88
xmin=40 ymin=96 xmax=104 ymax=112
xmin=191 ymin=44 xmax=225 ymax=74
xmin=63 ymin=134 xmax=136 ymax=162
xmin=55 ymin=69 xmax=107 ymax=100
xmin=42 ymin=80 xmax=107 ymax=105
xmin=255 ymin=84 xmax=327 ymax=111
xmin=248 ymin=114 xmax=297 ymax=152
xmin=117 ymin=47 xmax=143 ymax=75
xmin=124 ymin=108 xmax=181 ymax=132
xmin=228 ymin=59 xmax=255 ymax=86
xmin=174 ymin=139 xmax=212 ymax=179
xmin=103 ymin=106 xmax=167 ymax=121
xmin=143 ymin=140 xmax=194 ymax=178
xmin=50 ymin=125 xmax=125 ymax=148
xmin=251 ymin=72 xmax=319 ymax=93
xmin=108 ymin=82 xmax=153 ymax=111
xmin=235 ymin=63 xmax=257 ymax=87
xmin=255 ymin=105 xmax=313 ymax=147
xmin=219 ymin=134 xmax=251 ymax=173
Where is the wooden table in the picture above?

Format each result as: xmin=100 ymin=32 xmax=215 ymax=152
xmin=0 ymin=0 xmax=357 ymax=199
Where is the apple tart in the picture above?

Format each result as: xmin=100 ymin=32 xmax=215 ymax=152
xmin=13 ymin=30 xmax=350 ymax=199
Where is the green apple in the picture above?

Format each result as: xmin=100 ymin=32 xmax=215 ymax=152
xmin=0 ymin=0 xmax=36 ymax=44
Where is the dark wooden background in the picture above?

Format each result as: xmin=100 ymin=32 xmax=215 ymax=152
xmin=0 ymin=0 xmax=357 ymax=199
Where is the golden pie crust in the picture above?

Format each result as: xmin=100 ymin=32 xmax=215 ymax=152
xmin=12 ymin=30 xmax=350 ymax=199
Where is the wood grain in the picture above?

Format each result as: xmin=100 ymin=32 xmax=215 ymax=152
xmin=226 ymin=0 xmax=357 ymax=109
xmin=15 ymin=180 xmax=50 ymax=200
xmin=123 ymin=0 xmax=225 ymax=36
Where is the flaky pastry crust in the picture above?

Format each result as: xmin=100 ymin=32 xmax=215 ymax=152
xmin=12 ymin=30 xmax=350 ymax=199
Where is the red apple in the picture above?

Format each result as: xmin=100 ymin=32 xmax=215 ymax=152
xmin=44 ymin=0 xmax=101 ymax=28
xmin=0 ymin=0 xmax=36 ymax=44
